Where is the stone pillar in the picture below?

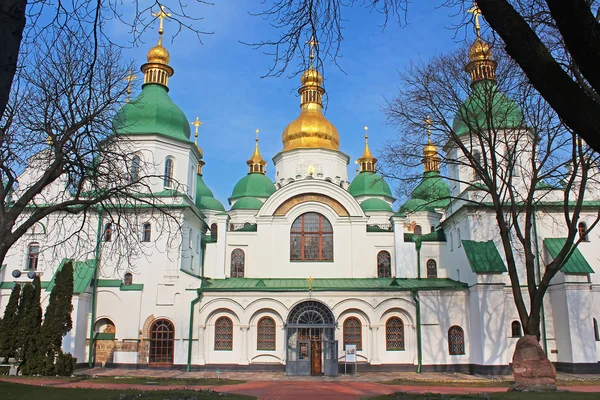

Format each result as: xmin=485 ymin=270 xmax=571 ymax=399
xmin=370 ymin=326 xmax=381 ymax=365
xmin=239 ymin=325 xmax=250 ymax=365
xmin=198 ymin=324 xmax=206 ymax=365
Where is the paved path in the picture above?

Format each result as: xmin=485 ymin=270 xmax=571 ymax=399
xmin=2 ymin=377 xmax=600 ymax=399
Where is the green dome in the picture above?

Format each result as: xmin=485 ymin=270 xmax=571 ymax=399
xmin=452 ymin=81 xmax=524 ymax=137
xmin=229 ymin=173 xmax=276 ymax=201
xmin=230 ymin=196 xmax=264 ymax=210
xmin=348 ymin=172 xmax=394 ymax=199
xmin=399 ymin=171 xmax=450 ymax=212
xmin=360 ymin=198 xmax=393 ymax=212
xmin=195 ymin=175 xmax=225 ymax=211
xmin=113 ymin=84 xmax=191 ymax=142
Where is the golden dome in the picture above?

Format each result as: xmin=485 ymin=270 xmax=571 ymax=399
xmin=424 ymin=142 xmax=438 ymax=156
xmin=147 ymin=42 xmax=170 ymax=65
xmin=468 ymin=37 xmax=491 ymax=62
xmin=247 ymin=129 xmax=267 ymax=174
xmin=301 ymin=68 xmax=323 ymax=86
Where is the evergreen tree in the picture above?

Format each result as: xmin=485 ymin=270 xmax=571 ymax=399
xmin=39 ymin=262 xmax=74 ymax=375
xmin=0 ymin=284 xmax=21 ymax=363
xmin=18 ymin=277 xmax=42 ymax=375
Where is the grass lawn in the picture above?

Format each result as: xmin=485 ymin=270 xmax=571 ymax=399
xmin=371 ymin=392 xmax=600 ymax=400
xmin=0 ymin=381 xmax=255 ymax=400
xmin=8 ymin=375 xmax=246 ymax=386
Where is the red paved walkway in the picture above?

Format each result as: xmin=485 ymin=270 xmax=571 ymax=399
xmin=1 ymin=377 xmax=600 ymax=399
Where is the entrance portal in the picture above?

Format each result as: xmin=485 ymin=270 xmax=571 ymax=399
xmin=285 ymin=301 xmax=338 ymax=376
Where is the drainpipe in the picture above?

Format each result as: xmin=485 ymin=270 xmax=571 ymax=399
xmin=88 ymin=211 xmax=103 ymax=368
xmin=186 ymin=285 xmax=204 ymax=372
xmin=532 ymin=205 xmax=548 ymax=354
xmin=415 ymin=238 xmax=422 ymax=279
xmin=412 ymin=290 xmax=422 ymax=373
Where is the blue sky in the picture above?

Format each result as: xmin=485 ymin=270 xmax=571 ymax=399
xmin=119 ymin=1 xmax=469 ymax=207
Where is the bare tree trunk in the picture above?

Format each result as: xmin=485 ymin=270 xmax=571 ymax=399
xmin=0 ymin=0 xmax=27 ymax=121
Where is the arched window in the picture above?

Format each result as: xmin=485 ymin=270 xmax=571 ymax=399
xmin=448 ymin=325 xmax=465 ymax=355
xmin=578 ymin=222 xmax=589 ymax=242
xmin=290 ymin=212 xmax=333 ymax=261
xmin=27 ymin=242 xmax=40 ymax=270
xmin=594 ymin=318 xmax=599 ymax=342
xmin=164 ymin=158 xmax=174 ymax=188
xmin=104 ymin=223 xmax=113 ymax=242
xmin=215 ymin=316 xmax=233 ymax=350
xmin=243 ymin=222 xmax=251 ymax=228
xmin=343 ymin=317 xmax=362 ymax=350
xmin=130 ymin=155 xmax=140 ymax=183
xmin=377 ymin=251 xmax=392 ymax=278
xmin=149 ymin=319 xmax=174 ymax=364
xmin=142 ymin=223 xmax=151 ymax=242
xmin=431 ymin=226 xmax=435 ymax=233
xmin=511 ymin=321 xmax=522 ymax=338
xmin=427 ymin=259 xmax=437 ymax=278
xmin=414 ymin=225 xmax=422 ymax=236
xmin=123 ymin=272 xmax=133 ymax=286
xmin=210 ymin=223 xmax=218 ymax=242
xmin=386 ymin=317 xmax=404 ymax=351
xmin=230 ymin=248 xmax=245 ymax=278
xmin=257 ymin=317 xmax=276 ymax=350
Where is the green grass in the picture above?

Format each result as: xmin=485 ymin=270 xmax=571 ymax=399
xmin=371 ymin=393 xmax=600 ymax=400
xmin=7 ymin=375 xmax=245 ymax=386
xmin=0 ymin=381 xmax=255 ymax=400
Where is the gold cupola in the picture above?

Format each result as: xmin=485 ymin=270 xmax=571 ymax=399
xmin=247 ymin=129 xmax=267 ymax=174
xmin=281 ymin=37 xmax=340 ymax=151
xmin=357 ymin=126 xmax=377 ymax=172
xmin=465 ymin=3 xmax=496 ymax=85
xmin=422 ymin=116 xmax=440 ymax=172
xmin=141 ymin=5 xmax=174 ymax=87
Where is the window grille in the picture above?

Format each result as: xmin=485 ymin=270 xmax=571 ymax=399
xmin=215 ymin=316 xmax=233 ymax=350
xmin=343 ymin=317 xmax=362 ymax=350
xmin=290 ymin=212 xmax=333 ymax=261
xmin=386 ymin=317 xmax=404 ymax=350
xmin=257 ymin=317 xmax=276 ymax=350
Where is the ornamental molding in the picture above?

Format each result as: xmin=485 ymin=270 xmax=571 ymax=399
xmin=273 ymin=193 xmax=350 ymax=217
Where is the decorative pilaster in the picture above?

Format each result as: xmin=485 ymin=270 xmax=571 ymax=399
xmin=370 ymin=326 xmax=381 ymax=365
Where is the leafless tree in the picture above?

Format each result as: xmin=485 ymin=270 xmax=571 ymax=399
xmin=382 ymin=42 xmax=600 ymax=365
xmin=250 ymin=0 xmax=600 ymax=153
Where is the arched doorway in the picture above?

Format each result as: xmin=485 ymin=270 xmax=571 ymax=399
xmin=149 ymin=319 xmax=175 ymax=365
xmin=285 ymin=301 xmax=338 ymax=376
xmin=93 ymin=318 xmax=116 ymax=365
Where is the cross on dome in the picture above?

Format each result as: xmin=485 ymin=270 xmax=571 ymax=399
xmin=152 ymin=4 xmax=172 ymax=36
xmin=467 ymin=2 xmax=482 ymax=37
xmin=124 ymin=70 xmax=137 ymax=103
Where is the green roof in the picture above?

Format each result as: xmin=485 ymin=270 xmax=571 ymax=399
xmin=348 ymin=172 xmax=394 ymax=200
xmin=229 ymin=173 xmax=276 ymax=201
xmin=230 ymin=196 xmax=264 ymax=211
xmin=196 ymin=175 xmax=225 ymax=211
xmin=404 ymin=229 xmax=446 ymax=242
xmin=452 ymin=80 xmax=525 ymax=137
xmin=200 ymin=277 xmax=467 ymax=292
xmin=462 ymin=240 xmax=507 ymax=273
xmin=544 ymin=238 xmax=594 ymax=274
xmin=360 ymin=198 xmax=393 ymax=212
xmin=113 ymin=84 xmax=191 ymax=142
xmin=46 ymin=258 xmax=97 ymax=294
xmin=96 ymin=279 xmax=144 ymax=291
xmin=400 ymin=171 xmax=450 ymax=213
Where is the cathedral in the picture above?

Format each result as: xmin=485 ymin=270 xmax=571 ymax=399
xmin=1 ymin=12 xmax=600 ymax=376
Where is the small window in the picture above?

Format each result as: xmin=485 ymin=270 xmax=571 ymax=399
xmin=142 ymin=223 xmax=151 ymax=242
xmin=231 ymin=248 xmax=245 ymax=278
xmin=511 ymin=321 xmax=522 ymax=338
xmin=578 ymin=222 xmax=589 ymax=242
xmin=210 ymin=223 xmax=218 ymax=242
xmin=27 ymin=242 xmax=40 ymax=270
xmin=257 ymin=317 xmax=276 ymax=350
xmin=130 ymin=155 xmax=140 ymax=183
xmin=215 ymin=316 xmax=233 ymax=350
xmin=123 ymin=272 xmax=133 ymax=286
xmin=377 ymin=250 xmax=392 ymax=278
xmin=164 ymin=158 xmax=174 ymax=188
xmin=343 ymin=317 xmax=362 ymax=351
xmin=104 ymin=223 xmax=113 ymax=242
xmin=386 ymin=317 xmax=404 ymax=351
xmin=448 ymin=325 xmax=465 ymax=355
xmin=431 ymin=226 xmax=435 ymax=233
xmin=413 ymin=225 xmax=422 ymax=236
xmin=426 ymin=259 xmax=437 ymax=278
xmin=594 ymin=318 xmax=599 ymax=342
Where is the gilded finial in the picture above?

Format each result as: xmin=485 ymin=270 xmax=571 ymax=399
xmin=124 ymin=70 xmax=137 ymax=103
xmin=307 ymin=35 xmax=319 ymax=66
xmin=191 ymin=117 xmax=204 ymax=145
xmin=307 ymin=276 xmax=315 ymax=290
xmin=425 ymin=116 xmax=432 ymax=143
xmin=152 ymin=4 xmax=172 ymax=44
xmin=142 ymin=5 xmax=174 ymax=87
xmin=247 ymin=128 xmax=267 ymax=174
xmin=423 ymin=116 xmax=440 ymax=173
xmin=357 ymin=125 xmax=377 ymax=173
xmin=468 ymin=2 xmax=482 ymax=38
xmin=255 ymin=128 xmax=260 ymax=143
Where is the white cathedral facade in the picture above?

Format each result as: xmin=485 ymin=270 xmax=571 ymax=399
xmin=1 ymin=23 xmax=600 ymax=376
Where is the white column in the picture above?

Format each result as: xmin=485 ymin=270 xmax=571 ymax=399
xmin=239 ymin=325 xmax=250 ymax=365
xmin=370 ymin=326 xmax=381 ymax=365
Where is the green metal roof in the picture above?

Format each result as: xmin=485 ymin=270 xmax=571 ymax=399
xmin=399 ymin=171 xmax=450 ymax=213
xmin=196 ymin=175 xmax=225 ymax=211
xmin=46 ymin=258 xmax=97 ymax=294
xmin=201 ymin=277 xmax=467 ymax=292
xmin=360 ymin=198 xmax=393 ymax=212
xmin=404 ymin=229 xmax=446 ymax=242
xmin=229 ymin=173 xmax=276 ymax=202
xmin=543 ymin=238 xmax=594 ymax=274
xmin=97 ymin=279 xmax=144 ymax=291
xmin=230 ymin=196 xmax=264 ymax=210
xmin=462 ymin=240 xmax=507 ymax=273
xmin=348 ymin=171 xmax=395 ymax=200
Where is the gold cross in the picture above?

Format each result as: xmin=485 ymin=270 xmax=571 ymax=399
xmin=307 ymin=276 xmax=315 ymax=290
xmin=468 ymin=2 xmax=482 ymax=37
xmin=124 ymin=70 xmax=137 ymax=103
xmin=152 ymin=4 xmax=172 ymax=35
xmin=191 ymin=117 xmax=204 ymax=144
xmin=364 ymin=125 xmax=369 ymax=140
xmin=307 ymin=35 xmax=319 ymax=63
xmin=424 ymin=116 xmax=432 ymax=142
xmin=255 ymin=128 xmax=260 ymax=143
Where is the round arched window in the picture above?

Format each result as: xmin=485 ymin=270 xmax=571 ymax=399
xmin=290 ymin=213 xmax=333 ymax=261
